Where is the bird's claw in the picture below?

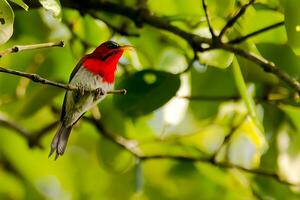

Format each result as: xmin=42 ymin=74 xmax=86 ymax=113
xmin=94 ymin=88 xmax=105 ymax=99
xmin=75 ymin=83 xmax=85 ymax=95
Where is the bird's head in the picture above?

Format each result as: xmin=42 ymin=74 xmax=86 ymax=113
xmin=83 ymin=41 xmax=133 ymax=83
xmin=92 ymin=41 xmax=133 ymax=61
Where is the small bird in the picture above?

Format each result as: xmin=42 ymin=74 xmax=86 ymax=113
xmin=49 ymin=41 xmax=133 ymax=159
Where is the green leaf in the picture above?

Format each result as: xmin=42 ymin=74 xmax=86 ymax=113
xmin=73 ymin=14 xmax=110 ymax=46
xmin=38 ymin=0 xmax=61 ymax=18
xmin=8 ymin=0 xmax=28 ymax=10
xmin=198 ymin=50 xmax=234 ymax=69
xmin=0 ymin=0 xmax=14 ymax=45
xmin=18 ymin=85 xmax=62 ymax=117
xmin=241 ymin=10 xmax=286 ymax=44
xmin=279 ymin=104 xmax=300 ymax=131
xmin=227 ymin=117 xmax=267 ymax=168
xmin=96 ymin=137 xmax=135 ymax=173
xmin=190 ymin=67 xmax=238 ymax=119
xmin=284 ymin=0 xmax=300 ymax=55
xmin=114 ymin=70 xmax=181 ymax=117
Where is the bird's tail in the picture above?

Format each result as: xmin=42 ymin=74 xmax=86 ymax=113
xmin=49 ymin=123 xmax=72 ymax=160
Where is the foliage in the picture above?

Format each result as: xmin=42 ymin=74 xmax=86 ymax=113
xmin=1 ymin=0 xmax=300 ymax=199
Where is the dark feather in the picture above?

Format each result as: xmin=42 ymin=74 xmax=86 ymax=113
xmin=60 ymin=57 xmax=86 ymax=120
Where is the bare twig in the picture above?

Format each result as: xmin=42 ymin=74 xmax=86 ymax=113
xmin=229 ymin=21 xmax=284 ymax=44
xmin=0 ymin=67 xmax=127 ymax=94
xmin=219 ymin=0 xmax=256 ymax=38
xmin=0 ymin=41 xmax=64 ymax=58
xmin=201 ymin=0 xmax=216 ymax=38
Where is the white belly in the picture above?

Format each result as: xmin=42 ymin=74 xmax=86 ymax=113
xmin=63 ymin=67 xmax=113 ymax=126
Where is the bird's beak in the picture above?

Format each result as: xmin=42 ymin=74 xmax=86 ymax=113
xmin=119 ymin=45 xmax=135 ymax=51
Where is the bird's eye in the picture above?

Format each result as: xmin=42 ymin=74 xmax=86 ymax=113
xmin=106 ymin=41 xmax=120 ymax=49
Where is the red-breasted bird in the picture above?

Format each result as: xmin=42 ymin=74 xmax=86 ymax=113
xmin=49 ymin=41 xmax=133 ymax=159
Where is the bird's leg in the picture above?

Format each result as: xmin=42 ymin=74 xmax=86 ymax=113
xmin=94 ymin=87 xmax=105 ymax=99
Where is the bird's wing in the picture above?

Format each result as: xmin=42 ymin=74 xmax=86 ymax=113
xmin=60 ymin=57 xmax=86 ymax=121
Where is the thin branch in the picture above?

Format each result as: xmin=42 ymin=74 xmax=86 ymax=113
xmin=219 ymin=0 xmax=256 ymax=38
xmin=83 ymin=116 xmax=299 ymax=187
xmin=201 ymin=0 xmax=216 ymax=38
xmin=0 ymin=115 xmax=30 ymax=138
xmin=90 ymin=13 xmax=140 ymax=37
xmin=229 ymin=21 xmax=284 ymax=44
xmin=0 ymin=115 xmax=57 ymax=148
xmin=178 ymin=95 xmax=240 ymax=101
xmin=219 ymin=44 xmax=300 ymax=92
xmin=0 ymin=41 xmax=64 ymax=58
xmin=0 ymin=67 xmax=127 ymax=94
xmin=84 ymin=116 xmax=140 ymax=155
xmin=58 ymin=1 xmax=300 ymax=94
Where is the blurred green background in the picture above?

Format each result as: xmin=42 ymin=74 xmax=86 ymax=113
xmin=1 ymin=0 xmax=300 ymax=199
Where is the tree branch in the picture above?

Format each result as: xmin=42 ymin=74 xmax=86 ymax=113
xmin=0 ymin=115 xmax=58 ymax=148
xmin=47 ymin=1 xmax=300 ymax=94
xmin=219 ymin=0 xmax=256 ymax=38
xmin=90 ymin=13 xmax=140 ymax=37
xmin=229 ymin=21 xmax=284 ymax=44
xmin=219 ymin=44 xmax=300 ymax=92
xmin=178 ymin=95 xmax=240 ymax=101
xmin=201 ymin=0 xmax=216 ymax=38
xmin=0 ymin=41 xmax=64 ymax=58
xmin=84 ymin=116 xmax=299 ymax=187
xmin=0 ymin=67 xmax=127 ymax=95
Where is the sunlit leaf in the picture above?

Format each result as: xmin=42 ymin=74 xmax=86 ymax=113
xmin=241 ymin=10 xmax=286 ymax=44
xmin=8 ymin=0 xmax=28 ymax=10
xmin=114 ymin=70 xmax=180 ymax=117
xmin=197 ymin=50 xmax=234 ymax=69
xmin=227 ymin=117 xmax=268 ymax=168
xmin=38 ymin=0 xmax=62 ymax=18
xmin=0 ymin=0 xmax=14 ymax=45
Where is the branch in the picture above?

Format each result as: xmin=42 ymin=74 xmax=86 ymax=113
xmin=48 ymin=1 xmax=300 ymax=94
xmin=84 ymin=116 xmax=299 ymax=187
xmin=219 ymin=0 xmax=256 ymax=38
xmin=0 ymin=67 xmax=127 ymax=94
xmin=0 ymin=114 xmax=30 ymax=139
xmin=90 ymin=13 xmax=140 ymax=37
xmin=0 ymin=115 xmax=57 ymax=148
xmin=0 ymin=41 xmax=64 ymax=57
xmin=178 ymin=95 xmax=240 ymax=101
xmin=219 ymin=44 xmax=300 ymax=92
xmin=201 ymin=0 xmax=216 ymax=38
xmin=229 ymin=21 xmax=284 ymax=44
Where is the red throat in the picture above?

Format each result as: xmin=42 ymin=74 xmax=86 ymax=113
xmin=82 ymin=51 xmax=123 ymax=83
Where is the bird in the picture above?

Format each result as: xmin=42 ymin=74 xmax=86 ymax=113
xmin=49 ymin=41 xmax=133 ymax=159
